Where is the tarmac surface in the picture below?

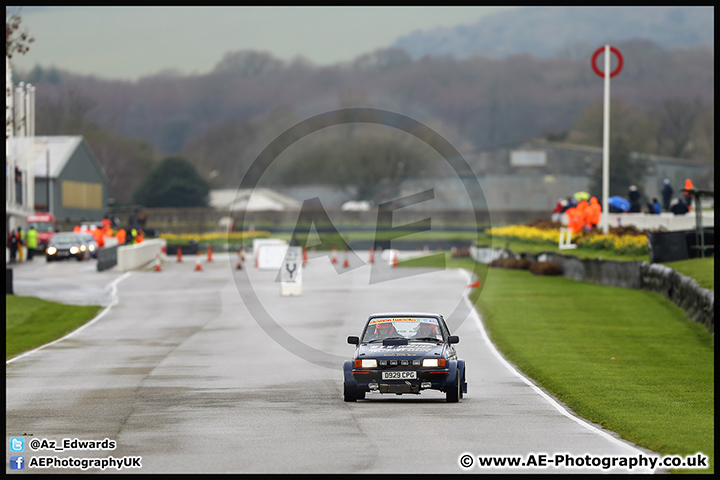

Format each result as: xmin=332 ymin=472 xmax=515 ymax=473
xmin=6 ymin=250 xmax=660 ymax=473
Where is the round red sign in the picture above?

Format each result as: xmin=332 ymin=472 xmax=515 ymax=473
xmin=592 ymin=46 xmax=623 ymax=78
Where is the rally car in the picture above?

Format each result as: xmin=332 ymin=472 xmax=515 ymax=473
xmin=343 ymin=312 xmax=466 ymax=402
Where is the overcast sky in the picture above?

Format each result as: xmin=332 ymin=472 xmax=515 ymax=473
xmin=7 ymin=6 xmax=517 ymax=81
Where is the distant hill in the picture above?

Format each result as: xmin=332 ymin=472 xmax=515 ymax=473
xmin=394 ymin=6 xmax=714 ymax=60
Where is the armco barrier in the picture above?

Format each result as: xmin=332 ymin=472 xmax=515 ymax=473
xmin=470 ymin=246 xmax=714 ymax=334
xmin=116 ymin=239 xmax=166 ymax=272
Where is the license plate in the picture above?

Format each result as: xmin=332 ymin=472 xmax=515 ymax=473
xmin=382 ymin=371 xmax=417 ymax=380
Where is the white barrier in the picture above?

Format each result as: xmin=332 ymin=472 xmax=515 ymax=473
xmin=562 ymin=211 xmax=714 ymax=232
xmin=116 ymin=238 xmax=166 ymax=272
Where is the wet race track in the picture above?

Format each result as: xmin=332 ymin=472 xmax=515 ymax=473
xmin=6 ymin=251 xmax=660 ymax=473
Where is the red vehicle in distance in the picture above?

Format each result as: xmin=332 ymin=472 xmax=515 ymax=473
xmin=26 ymin=213 xmax=57 ymax=250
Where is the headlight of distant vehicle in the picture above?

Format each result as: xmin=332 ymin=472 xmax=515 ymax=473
xmin=88 ymin=244 xmax=96 ymax=252
xmin=69 ymin=246 xmax=79 ymax=255
xmin=47 ymin=246 xmax=57 ymax=255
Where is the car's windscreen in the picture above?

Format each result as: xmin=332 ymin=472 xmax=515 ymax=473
xmin=362 ymin=317 xmax=443 ymax=343
xmin=51 ymin=234 xmax=80 ymax=244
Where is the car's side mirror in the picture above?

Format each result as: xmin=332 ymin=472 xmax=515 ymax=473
xmin=347 ymin=336 xmax=360 ymax=345
xmin=448 ymin=335 xmax=459 ymax=344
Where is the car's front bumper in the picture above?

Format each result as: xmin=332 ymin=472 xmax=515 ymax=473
xmin=351 ymin=367 xmax=451 ymax=394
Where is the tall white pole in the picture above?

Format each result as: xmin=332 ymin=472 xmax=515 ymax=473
xmin=601 ymin=45 xmax=611 ymax=235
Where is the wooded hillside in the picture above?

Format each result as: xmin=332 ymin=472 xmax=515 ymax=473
xmin=16 ymin=39 xmax=714 ymax=204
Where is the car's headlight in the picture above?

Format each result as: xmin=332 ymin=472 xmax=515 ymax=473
xmin=88 ymin=244 xmax=96 ymax=251
xmin=354 ymin=359 xmax=377 ymax=368
xmin=80 ymin=245 xmax=87 ymax=251
xmin=70 ymin=246 xmax=79 ymax=254
xmin=47 ymin=247 xmax=57 ymax=255
xmin=422 ymin=358 xmax=446 ymax=367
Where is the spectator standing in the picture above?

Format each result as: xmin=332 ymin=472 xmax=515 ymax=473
xmin=628 ymin=185 xmax=641 ymax=213
xmin=661 ymin=178 xmax=673 ymax=212
xmin=562 ymin=196 xmax=576 ymax=212
xmin=17 ymin=227 xmax=25 ymax=262
xmin=115 ymin=227 xmax=127 ymax=245
xmin=8 ymin=229 xmax=19 ymax=263
xmin=26 ymin=225 xmax=38 ymax=260
xmin=552 ymin=198 xmax=566 ymax=222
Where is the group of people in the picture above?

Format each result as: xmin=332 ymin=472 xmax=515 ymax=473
xmin=75 ymin=216 xmax=146 ymax=247
xmin=553 ymin=178 xmax=696 ymax=227
xmin=558 ymin=196 xmax=603 ymax=234
xmin=7 ymin=212 xmax=148 ymax=264
xmin=625 ymin=178 xmax=695 ymax=215
xmin=636 ymin=178 xmax=696 ymax=215
xmin=7 ymin=226 xmax=38 ymax=263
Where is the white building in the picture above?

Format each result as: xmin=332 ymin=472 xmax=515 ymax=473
xmin=6 ymin=56 xmax=37 ymax=238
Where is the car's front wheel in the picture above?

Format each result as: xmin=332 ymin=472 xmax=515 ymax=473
xmin=343 ymin=383 xmax=364 ymax=402
xmin=446 ymin=370 xmax=461 ymax=403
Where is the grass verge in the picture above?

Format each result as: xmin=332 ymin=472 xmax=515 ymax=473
xmin=400 ymin=253 xmax=714 ymax=474
xmin=6 ymin=295 xmax=102 ymax=360
xmin=661 ymin=257 xmax=714 ymax=290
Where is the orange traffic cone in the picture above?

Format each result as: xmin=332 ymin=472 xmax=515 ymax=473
xmin=236 ymin=250 xmax=243 ymax=270
xmin=331 ymin=246 xmax=337 ymax=264
xmin=369 ymin=247 xmax=374 ymax=263
xmin=177 ymin=247 xmax=182 ymax=263
xmin=154 ymin=253 xmax=162 ymax=272
xmin=392 ymin=250 xmax=398 ymax=268
xmin=195 ymin=252 xmax=203 ymax=271
xmin=343 ymin=249 xmax=349 ymax=268
xmin=303 ymin=248 xmax=308 ymax=265
xmin=207 ymin=245 xmax=213 ymax=262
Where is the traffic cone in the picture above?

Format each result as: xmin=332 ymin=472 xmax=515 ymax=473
xmin=331 ymin=246 xmax=337 ymax=264
xmin=369 ymin=247 xmax=374 ymax=263
xmin=236 ymin=250 xmax=243 ymax=270
xmin=240 ymin=246 xmax=246 ymax=261
xmin=303 ymin=247 xmax=308 ymax=265
xmin=391 ymin=250 xmax=398 ymax=267
xmin=154 ymin=253 xmax=162 ymax=272
xmin=177 ymin=246 xmax=182 ymax=263
xmin=343 ymin=249 xmax=349 ymax=268
xmin=195 ymin=252 xmax=203 ymax=271
xmin=207 ymin=245 xmax=213 ymax=262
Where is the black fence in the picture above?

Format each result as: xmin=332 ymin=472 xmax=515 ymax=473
xmin=648 ymin=229 xmax=714 ymax=263
xmin=97 ymin=245 xmax=118 ymax=272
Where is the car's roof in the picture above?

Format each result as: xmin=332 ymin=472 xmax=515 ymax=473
xmin=51 ymin=232 xmax=83 ymax=241
xmin=368 ymin=312 xmax=443 ymax=317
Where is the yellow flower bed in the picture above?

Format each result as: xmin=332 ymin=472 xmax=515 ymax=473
xmin=487 ymin=225 xmax=648 ymax=255
xmin=486 ymin=225 xmax=559 ymax=245
xmin=576 ymin=232 xmax=648 ymax=255
xmin=160 ymin=231 xmax=271 ymax=244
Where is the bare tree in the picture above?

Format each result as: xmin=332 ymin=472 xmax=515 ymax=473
xmin=6 ymin=12 xmax=34 ymax=60
xmin=654 ymin=97 xmax=704 ymax=159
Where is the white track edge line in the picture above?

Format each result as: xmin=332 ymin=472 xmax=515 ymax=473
xmin=7 ymin=272 xmax=133 ymax=365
